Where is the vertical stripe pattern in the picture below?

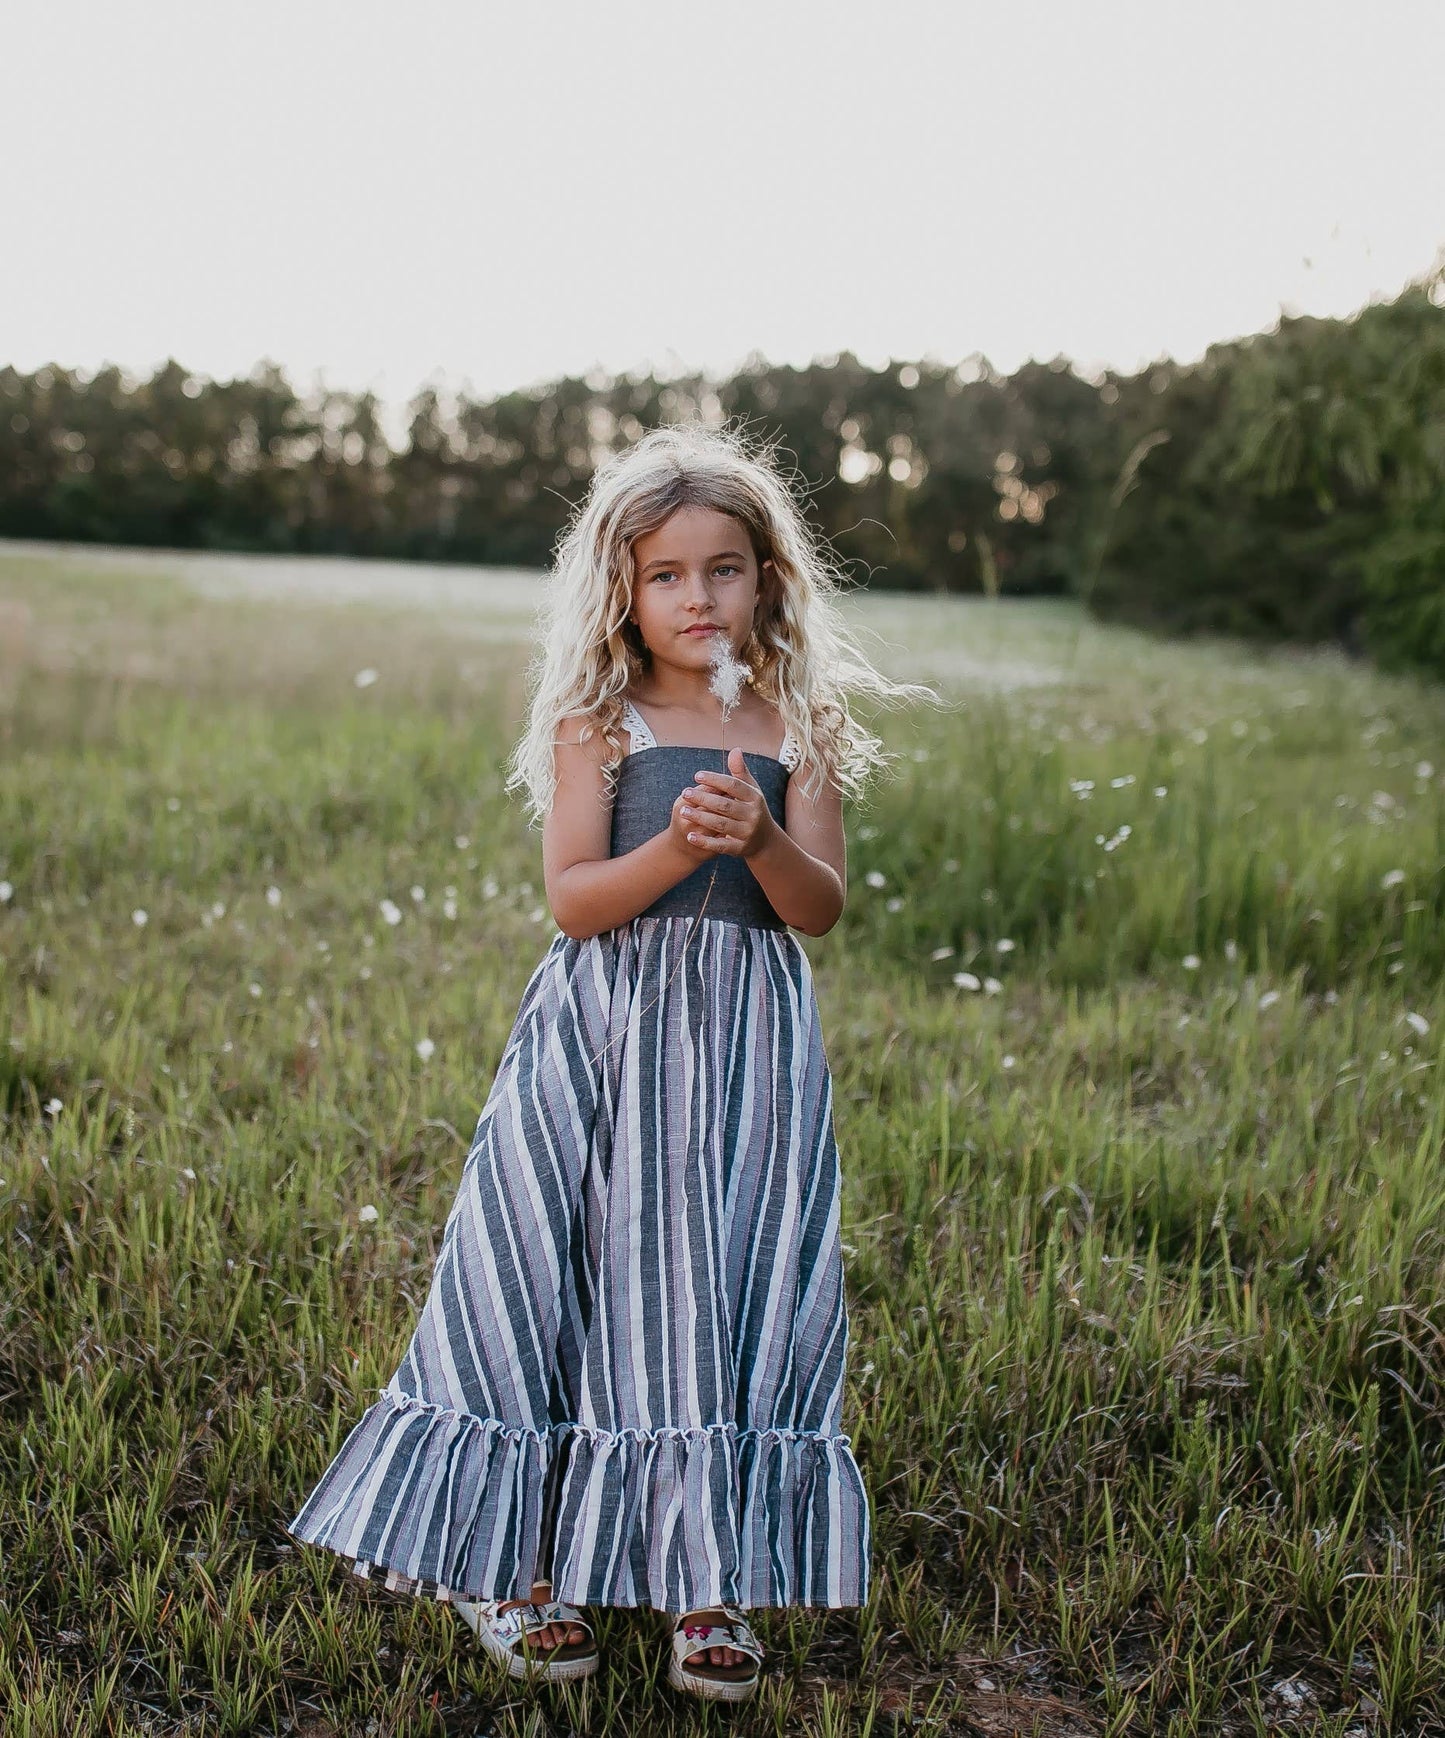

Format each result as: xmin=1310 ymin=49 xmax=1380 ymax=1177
xmin=286 ymin=740 xmax=871 ymax=1612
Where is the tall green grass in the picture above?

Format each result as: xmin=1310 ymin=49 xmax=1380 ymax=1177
xmin=2 ymin=547 xmax=1443 ymax=1736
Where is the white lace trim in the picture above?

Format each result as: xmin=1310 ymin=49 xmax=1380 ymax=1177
xmin=621 ymin=698 xmax=800 ymax=771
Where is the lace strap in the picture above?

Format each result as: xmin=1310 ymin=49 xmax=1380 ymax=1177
xmin=620 ymin=698 xmax=656 ymax=753
xmin=624 ymin=696 xmax=800 ymax=770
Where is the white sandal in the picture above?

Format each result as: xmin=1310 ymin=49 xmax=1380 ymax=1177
xmin=452 ymin=1593 xmax=598 ymax=1682
xmin=667 ymin=1604 xmax=764 ymax=1701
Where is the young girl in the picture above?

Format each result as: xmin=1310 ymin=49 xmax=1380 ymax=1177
xmin=285 ymin=420 xmax=939 ymax=1702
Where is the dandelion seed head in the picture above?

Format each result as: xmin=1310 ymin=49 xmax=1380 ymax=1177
xmin=358 ymin=1203 xmax=379 ymax=1223
xmin=266 ymin=886 xmax=282 ymax=907
xmin=705 ymin=634 xmax=750 ymax=724
xmin=379 ymin=899 xmax=403 ymax=926
xmin=132 ymin=908 xmax=148 ymax=927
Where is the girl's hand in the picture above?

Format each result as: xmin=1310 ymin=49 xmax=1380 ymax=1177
xmin=676 ymin=749 xmax=778 ymax=860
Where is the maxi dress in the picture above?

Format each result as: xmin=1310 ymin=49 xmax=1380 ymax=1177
xmin=284 ymin=697 xmax=872 ymax=1613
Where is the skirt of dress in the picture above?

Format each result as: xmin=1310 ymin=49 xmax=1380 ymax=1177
xmin=284 ymin=913 xmax=872 ymax=1613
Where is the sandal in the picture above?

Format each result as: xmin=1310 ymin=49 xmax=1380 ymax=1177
xmin=667 ymin=1604 xmax=765 ymax=1702
xmin=452 ymin=1591 xmax=599 ymax=1682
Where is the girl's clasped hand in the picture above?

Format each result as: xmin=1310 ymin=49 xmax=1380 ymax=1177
xmin=671 ymin=746 xmax=778 ymax=860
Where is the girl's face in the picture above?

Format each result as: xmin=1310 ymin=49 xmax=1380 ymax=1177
xmin=629 ymin=505 xmax=771 ymax=674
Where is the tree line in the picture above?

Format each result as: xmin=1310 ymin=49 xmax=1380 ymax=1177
xmin=3 ymin=253 xmax=1442 ymax=677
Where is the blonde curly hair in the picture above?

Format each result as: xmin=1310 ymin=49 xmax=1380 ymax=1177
xmin=504 ymin=418 xmax=942 ymax=827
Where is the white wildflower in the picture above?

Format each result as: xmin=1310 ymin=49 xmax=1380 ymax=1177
xmin=358 ymin=1203 xmax=379 ymax=1223
xmin=166 ymin=796 xmax=181 ymax=812
xmin=410 ymin=885 xmax=425 ymax=904
xmin=1415 ymin=761 xmax=1433 ymax=781
xmin=415 ymin=1037 xmax=435 ymax=1061
xmin=1404 ymin=1012 xmax=1429 ymax=1036
xmin=1002 ymin=1054 xmax=1016 ymax=1069
xmin=443 ymin=898 xmax=458 ymax=920
xmin=1183 ymin=955 xmax=1201 ymax=970
xmin=132 ymin=908 xmax=148 ymax=927
xmin=1154 ymin=785 xmax=1168 ymax=798
xmin=865 ymin=870 xmax=887 ymax=889
xmin=379 ymin=898 xmax=403 ymax=926
xmin=482 ymin=876 xmax=499 ymax=899
xmin=1110 ymin=775 xmax=1135 ymax=788
xmin=181 ymin=1166 xmax=196 ymax=1180
xmin=983 ymin=976 xmax=1002 ymax=994
xmin=354 ymin=668 xmax=379 ymax=688
xmin=211 ymin=900 xmax=226 ymax=919
xmin=454 ymin=835 xmax=470 ymax=850
xmin=0 ymin=881 xmax=12 ymax=902
xmin=885 ymin=896 xmax=903 ymax=913
xmin=1258 ymin=989 xmax=1281 ymax=1009
xmin=266 ymin=885 xmax=282 ymax=907
xmin=248 ymin=982 xmax=262 ymax=998
xmin=929 ymin=945 xmax=955 ymax=961
xmin=952 ymin=971 xmax=981 ymax=991
xmin=995 ymin=938 xmax=1016 ymax=954
xmin=1381 ymin=869 xmax=1406 ymax=890
xmin=44 ymin=1097 xmax=62 ymax=1116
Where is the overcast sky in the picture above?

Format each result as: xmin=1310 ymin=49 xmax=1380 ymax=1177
xmin=4 ymin=0 xmax=1442 ymax=413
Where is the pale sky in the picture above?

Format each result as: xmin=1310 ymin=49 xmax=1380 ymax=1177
xmin=4 ymin=0 xmax=1443 ymax=415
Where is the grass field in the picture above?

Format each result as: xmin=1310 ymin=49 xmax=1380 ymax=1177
xmin=2 ymin=541 xmax=1443 ymax=1737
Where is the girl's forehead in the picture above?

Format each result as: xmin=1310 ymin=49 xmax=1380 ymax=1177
xmin=631 ymin=505 xmax=756 ymax=569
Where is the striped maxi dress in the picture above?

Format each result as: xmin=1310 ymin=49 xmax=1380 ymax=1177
xmin=284 ymin=697 xmax=872 ymax=1613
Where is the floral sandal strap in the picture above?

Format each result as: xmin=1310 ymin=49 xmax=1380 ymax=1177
xmin=674 ymin=1604 xmax=764 ymax=1672
xmin=490 ymin=1597 xmax=593 ymax=1653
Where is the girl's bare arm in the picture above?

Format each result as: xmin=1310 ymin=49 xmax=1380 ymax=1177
xmin=542 ymin=713 xmax=713 ymax=941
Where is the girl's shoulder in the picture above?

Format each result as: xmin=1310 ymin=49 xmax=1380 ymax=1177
xmin=555 ymin=707 xmax=624 ymax=770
